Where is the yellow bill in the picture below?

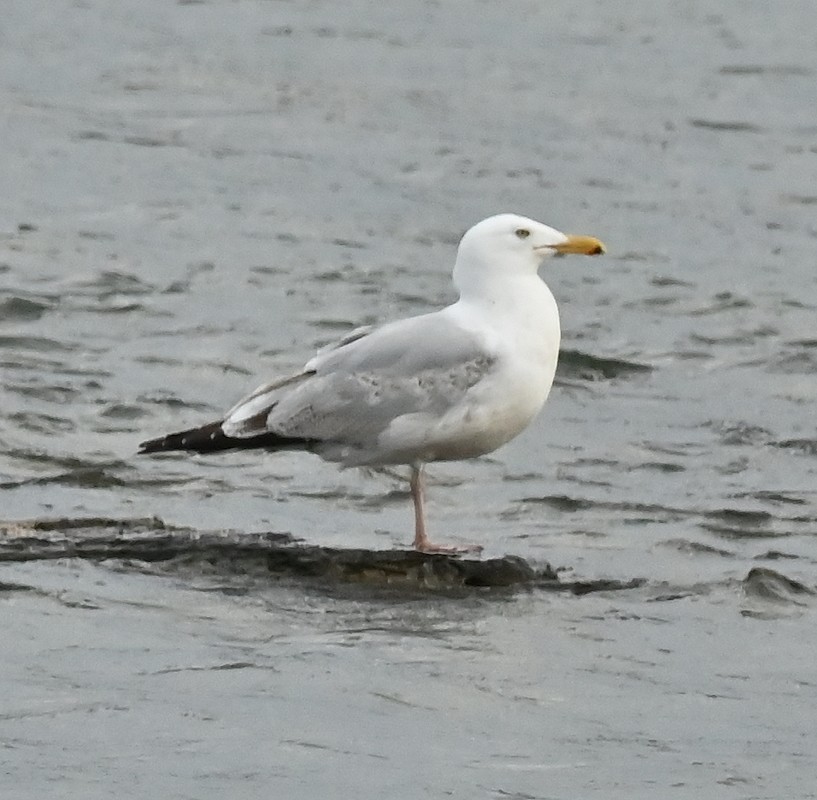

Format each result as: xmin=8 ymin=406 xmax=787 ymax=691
xmin=550 ymin=235 xmax=606 ymax=256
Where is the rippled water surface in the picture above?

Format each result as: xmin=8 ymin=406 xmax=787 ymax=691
xmin=2 ymin=1 xmax=817 ymax=798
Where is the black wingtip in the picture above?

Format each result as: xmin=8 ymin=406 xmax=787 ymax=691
xmin=138 ymin=421 xmax=231 ymax=454
xmin=138 ymin=421 xmax=320 ymax=456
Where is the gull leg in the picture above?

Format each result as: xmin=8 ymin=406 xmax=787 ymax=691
xmin=410 ymin=464 xmax=430 ymax=550
xmin=410 ymin=464 xmax=483 ymax=555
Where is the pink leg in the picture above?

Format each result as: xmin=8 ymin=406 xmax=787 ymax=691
xmin=410 ymin=464 xmax=483 ymax=555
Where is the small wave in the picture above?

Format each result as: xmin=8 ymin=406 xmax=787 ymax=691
xmin=719 ymin=64 xmax=812 ymax=76
xmin=517 ymin=494 xmax=689 ymax=521
xmin=754 ymin=550 xmax=800 ymax=561
xmin=766 ymin=350 xmax=817 ymax=374
xmin=699 ymin=508 xmax=810 ymax=540
xmin=772 ymin=439 xmax=817 ymax=457
xmin=689 ymin=118 xmax=763 ymax=133
xmin=628 ymin=461 xmax=685 ymax=473
xmin=782 ymin=194 xmax=817 ymax=206
xmin=731 ymin=491 xmax=807 ymax=507
xmin=650 ymin=275 xmax=693 ymax=287
xmin=743 ymin=567 xmax=814 ymax=604
xmin=0 ymin=467 xmax=127 ymax=490
xmin=556 ymin=349 xmax=651 ymax=381
xmin=6 ymin=383 xmax=80 ymax=403
xmin=708 ymin=421 xmax=773 ymax=446
xmin=70 ymin=270 xmax=156 ymax=299
xmin=0 ymin=296 xmax=52 ymax=321
xmin=515 ymin=494 xmax=817 ymax=540
xmin=0 ymin=335 xmax=76 ymax=353
xmin=689 ymin=291 xmax=753 ymax=316
xmin=8 ymin=412 xmax=75 ymax=435
xmin=661 ymin=539 xmax=735 ymax=558
xmin=99 ymin=404 xmax=148 ymax=420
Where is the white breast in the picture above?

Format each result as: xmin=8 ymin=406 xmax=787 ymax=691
xmin=377 ymin=275 xmax=561 ymax=464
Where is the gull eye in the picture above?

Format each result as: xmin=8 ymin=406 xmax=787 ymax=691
xmin=515 ymin=228 xmax=530 ymax=239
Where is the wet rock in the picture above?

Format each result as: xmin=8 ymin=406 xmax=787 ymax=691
xmin=0 ymin=516 xmax=642 ymax=594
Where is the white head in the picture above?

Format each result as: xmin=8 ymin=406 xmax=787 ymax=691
xmin=453 ymin=213 xmax=605 ymax=295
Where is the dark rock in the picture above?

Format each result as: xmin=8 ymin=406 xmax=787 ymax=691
xmin=0 ymin=516 xmax=643 ymax=594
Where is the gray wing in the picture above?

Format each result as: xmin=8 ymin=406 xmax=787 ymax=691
xmin=222 ymin=310 xmax=496 ymax=448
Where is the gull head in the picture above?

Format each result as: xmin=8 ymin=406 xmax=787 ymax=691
xmin=456 ymin=214 xmax=606 ymax=280
xmin=452 ymin=214 xmax=605 ymax=300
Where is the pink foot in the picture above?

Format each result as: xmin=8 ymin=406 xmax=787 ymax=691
xmin=414 ymin=540 xmax=483 ymax=556
xmin=409 ymin=464 xmax=483 ymax=556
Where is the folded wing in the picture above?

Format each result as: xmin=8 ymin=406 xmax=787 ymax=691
xmin=220 ymin=309 xmax=497 ymax=463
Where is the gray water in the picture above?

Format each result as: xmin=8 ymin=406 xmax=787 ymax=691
xmin=2 ymin=0 xmax=817 ymax=797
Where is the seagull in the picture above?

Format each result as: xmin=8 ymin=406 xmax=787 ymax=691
xmin=139 ymin=214 xmax=605 ymax=553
